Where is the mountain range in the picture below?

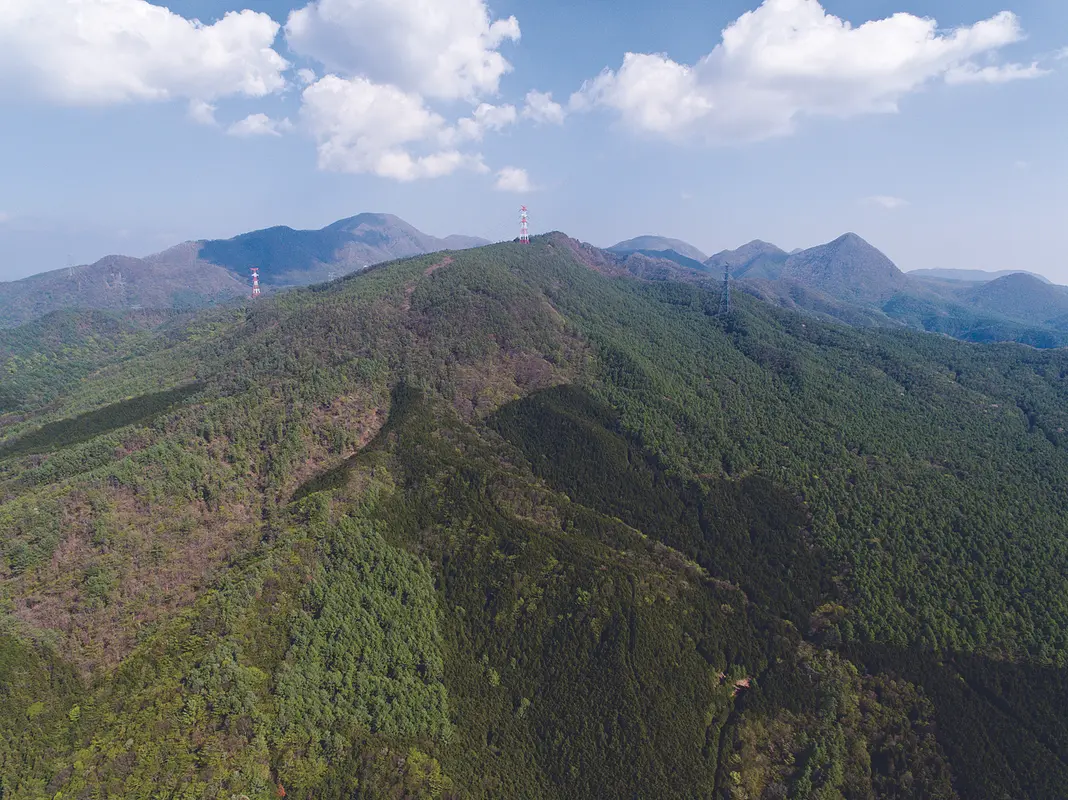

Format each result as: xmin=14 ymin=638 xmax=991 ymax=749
xmin=617 ymin=232 xmax=1068 ymax=346
xmin=3 ymin=232 xmax=1068 ymax=797
xmin=4 ymin=216 xmax=1068 ymax=349
xmin=0 ymin=214 xmax=488 ymax=327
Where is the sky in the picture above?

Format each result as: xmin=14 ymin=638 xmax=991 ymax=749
xmin=0 ymin=0 xmax=1066 ymax=282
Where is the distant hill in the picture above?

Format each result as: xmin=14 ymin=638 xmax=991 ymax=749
xmin=0 ymin=213 xmax=490 ymax=327
xmin=625 ymin=248 xmax=709 ymax=272
xmin=910 ymin=268 xmax=1052 ymax=284
xmin=710 ymin=234 xmax=906 ymax=302
xmin=608 ymin=235 xmax=707 ymax=263
xmin=781 ymin=232 xmax=909 ymax=302
xmin=705 ymin=240 xmax=789 ymax=279
xmin=962 ymin=272 xmax=1068 ymax=324
xmin=0 ymin=253 xmax=245 ymax=328
xmin=196 ymin=213 xmax=490 ymax=286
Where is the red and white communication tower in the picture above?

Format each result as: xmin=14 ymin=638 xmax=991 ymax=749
xmin=250 ymin=267 xmax=261 ymax=298
xmin=519 ymin=206 xmax=530 ymax=244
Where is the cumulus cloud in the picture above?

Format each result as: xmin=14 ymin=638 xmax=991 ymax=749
xmin=188 ymin=100 xmax=218 ymax=126
xmin=864 ymin=195 xmax=909 ymax=210
xmin=284 ymin=0 xmax=526 ymax=182
xmin=227 ymin=113 xmax=293 ymax=137
xmin=448 ymin=102 xmax=517 ymax=143
xmin=495 ymin=166 xmax=532 ymax=192
xmin=285 ymin=0 xmax=520 ymax=101
xmin=296 ymin=68 xmax=318 ymax=86
xmin=571 ymin=53 xmax=710 ymax=137
xmin=301 ymin=75 xmax=487 ymax=180
xmin=0 ymin=0 xmax=289 ymax=105
xmin=523 ymin=90 xmax=566 ymax=124
xmin=572 ymin=0 xmax=1044 ymax=142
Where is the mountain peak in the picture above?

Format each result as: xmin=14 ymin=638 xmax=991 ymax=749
xmin=608 ymin=235 xmax=707 ymax=263
xmin=964 ymin=271 xmax=1068 ymax=323
xmin=326 ymin=212 xmax=403 ymax=230
xmin=783 ymin=233 xmax=906 ymax=301
xmin=705 ymin=239 xmax=788 ymax=279
xmin=195 ymin=213 xmax=487 ymax=287
xmin=833 ymin=232 xmax=866 ymax=244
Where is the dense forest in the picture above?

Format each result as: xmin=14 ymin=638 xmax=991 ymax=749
xmin=1 ymin=234 xmax=1067 ymax=798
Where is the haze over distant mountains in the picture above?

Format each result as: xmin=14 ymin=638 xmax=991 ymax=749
xmin=0 ymin=214 xmax=489 ymax=327
xmin=909 ymin=267 xmax=1052 ymax=284
xmin=4 ymin=214 xmax=1068 ymax=348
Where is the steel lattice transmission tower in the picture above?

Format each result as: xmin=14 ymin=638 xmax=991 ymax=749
xmin=718 ymin=261 xmax=731 ymax=316
xmin=250 ymin=267 xmax=261 ymax=299
xmin=519 ymin=206 xmax=530 ymax=244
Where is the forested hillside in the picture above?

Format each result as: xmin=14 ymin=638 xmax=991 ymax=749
xmin=2 ymin=234 xmax=1067 ymax=798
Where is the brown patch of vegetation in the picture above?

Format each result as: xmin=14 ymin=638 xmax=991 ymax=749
xmin=284 ymin=395 xmax=388 ymax=498
xmin=450 ymin=352 xmax=572 ymax=420
xmin=12 ymin=485 xmax=258 ymax=674
xmin=423 ymin=256 xmax=453 ymax=276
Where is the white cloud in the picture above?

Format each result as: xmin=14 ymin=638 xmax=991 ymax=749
xmin=945 ymin=62 xmax=1048 ymax=85
xmin=0 ymin=211 xmax=9 ymax=224
xmin=523 ymin=90 xmax=566 ymax=124
xmin=495 ymin=166 xmax=532 ymax=192
xmin=0 ymin=0 xmax=289 ymax=105
xmin=297 ymin=68 xmax=318 ymax=86
xmin=1014 ymin=159 xmax=1030 ymax=170
xmin=571 ymin=53 xmax=710 ymax=137
xmin=572 ymin=0 xmax=1041 ymax=143
xmin=188 ymin=100 xmax=218 ymax=126
xmin=448 ymin=102 xmax=517 ymax=143
xmin=864 ymin=195 xmax=909 ymax=210
xmin=227 ymin=113 xmax=294 ymax=137
xmin=285 ymin=0 xmax=520 ymax=101
xmin=300 ymin=74 xmax=486 ymax=180
xmin=285 ymin=0 xmax=525 ymax=181
xmin=1057 ymin=48 xmax=1068 ymax=61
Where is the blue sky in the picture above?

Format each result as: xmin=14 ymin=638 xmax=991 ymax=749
xmin=0 ymin=0 xmax=1065 ymax=281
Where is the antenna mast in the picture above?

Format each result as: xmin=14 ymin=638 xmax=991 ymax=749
xmin=519 ymin=206 xmax=529 ymax=244
xmin=719 ymin=261 xmax=731 ymax=316
xmin=250 ymin=267 xmax=261 ymax=299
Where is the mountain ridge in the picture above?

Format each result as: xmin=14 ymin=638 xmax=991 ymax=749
xmin=2 ymin=233 xmax=1068 ymax=797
